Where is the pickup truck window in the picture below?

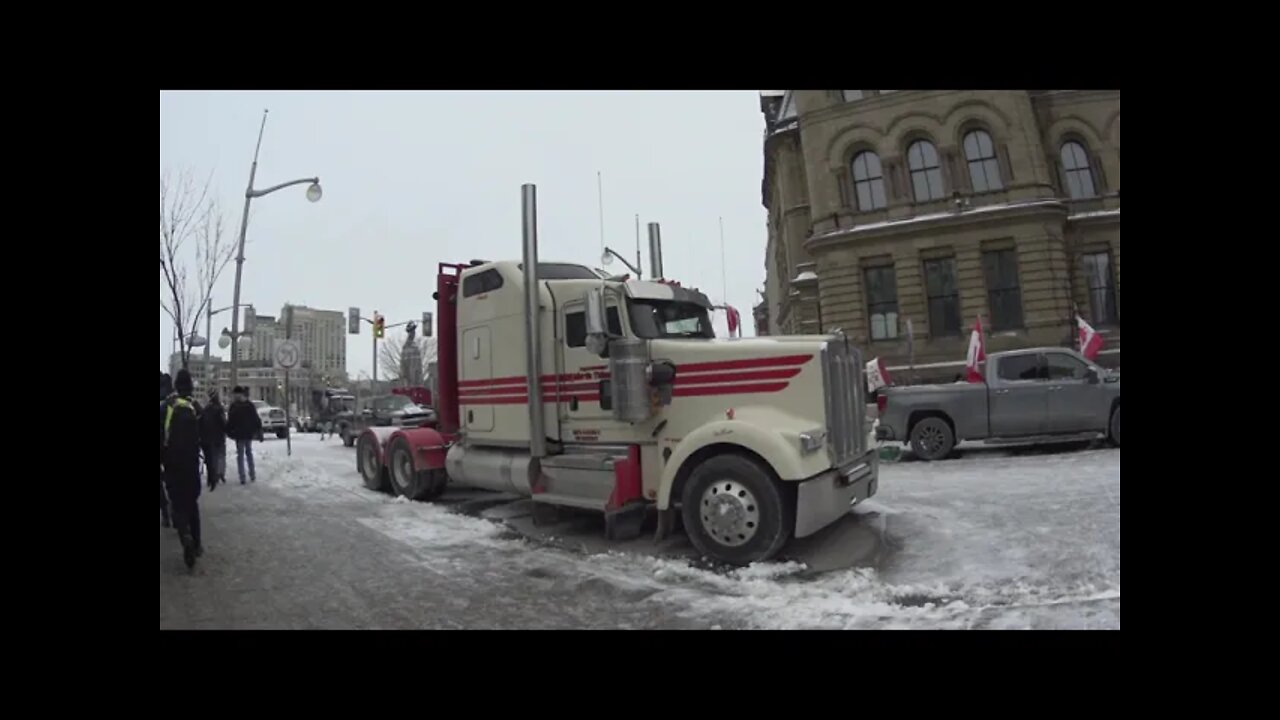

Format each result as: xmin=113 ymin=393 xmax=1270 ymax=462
xmin=997 ymin=353 xmax=1046 ymax=381
xmin=1047 ymin=353 xmax=1089 ymax=380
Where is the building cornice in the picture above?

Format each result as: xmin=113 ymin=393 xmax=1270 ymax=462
xmin=1066 ymin=208 xmax=1121 ymax=227
xmin=804 ymin=199 xmax=1069 ymax=250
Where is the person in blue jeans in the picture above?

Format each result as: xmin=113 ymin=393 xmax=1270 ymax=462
xmin=225 ymin=386 xmax=262 ymax=484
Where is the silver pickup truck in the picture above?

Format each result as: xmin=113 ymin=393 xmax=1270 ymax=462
xmin=875 ymin=347 xmax=1120 ymax=461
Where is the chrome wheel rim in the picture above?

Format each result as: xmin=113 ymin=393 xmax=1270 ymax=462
xmin=700 ymin=479 xmax=760 ymax=548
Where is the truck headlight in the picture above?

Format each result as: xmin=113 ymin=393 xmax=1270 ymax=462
xmin=799 ymin=429 xmax=826 ymax=454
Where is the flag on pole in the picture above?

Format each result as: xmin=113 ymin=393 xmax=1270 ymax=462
xmin=865 ymin=357 xmax=892 ymax=393
xmin=1077 ymin=314 xmax=1104 ymax=360
xmin=965 ymin=316 xmax=986 ymax=383
xmin=725 ymin=305 xmax=741 ymax=337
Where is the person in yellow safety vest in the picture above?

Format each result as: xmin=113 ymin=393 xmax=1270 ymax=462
xmin=160 ymin=369 xmax=205 ymax=570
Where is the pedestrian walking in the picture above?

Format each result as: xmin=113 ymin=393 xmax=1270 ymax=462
xmin=159 ymin=372 xmax=173 ymax=528
xmin=200 ymin=389 xmax=228 ymax=490
xmin=161 ymin=369 xmax=204 ymax=569
xmin=226 ymin=386 xmax=262 ymax=485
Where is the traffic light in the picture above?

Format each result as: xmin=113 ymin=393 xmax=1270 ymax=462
xmin=373 ymin=313 xmax=385 ymax=339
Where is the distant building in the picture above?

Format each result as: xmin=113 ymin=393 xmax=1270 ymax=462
xmin=280 ymin=304 xmax=346 ymax=377
xmin=758 ymin=90 xmax=1119 ymax=381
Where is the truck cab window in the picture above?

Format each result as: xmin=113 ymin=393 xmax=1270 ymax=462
xmin=997 ymin=353 xmax=1045 ymax=381
xmin=565 ymin=307 xmax=622 ymax=347
xmin=462 ymin=269 xmax=504 ymax=298
xmin=628 ymin=300 xmax=714 ymax=339
xmin=1046 ymin=353 xmax=1089 ymax=380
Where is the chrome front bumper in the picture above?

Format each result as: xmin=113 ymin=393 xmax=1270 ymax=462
xmin=794 ymin=450 xmax=879 ymax=538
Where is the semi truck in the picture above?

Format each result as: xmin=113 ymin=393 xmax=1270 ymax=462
xmin=356 ymin=184 xmax=879 ymax=565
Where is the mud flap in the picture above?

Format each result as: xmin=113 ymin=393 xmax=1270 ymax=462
xmin=604 ymin=502 xmax=646 ymax=541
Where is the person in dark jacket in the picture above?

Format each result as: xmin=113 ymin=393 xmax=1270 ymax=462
xmin=200 ymin=390 xmax=228 ymax=490
xmin=225 ymin=386 xmax=262 ymax=485
xmin=161 ymin=369 xmax=204 ymax=569
xmin=159 ymin=372 xmax=173 ymax=528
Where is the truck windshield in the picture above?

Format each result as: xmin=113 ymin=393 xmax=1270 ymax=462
xmin=628 ymin=300 xmax=715 ymax=339
xmin=330 ymin=397 xmax=354 ymax=412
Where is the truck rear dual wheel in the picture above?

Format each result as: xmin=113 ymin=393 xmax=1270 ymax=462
xmin=358 ymin=433 xmax=389 ymax=492
xmin=681 ymin=454 xmax=793 ymax=566
xmin=387 ymin=437 xmax=448 ymax=501
xmin=910 ymin=416 xmax=955 ymax=461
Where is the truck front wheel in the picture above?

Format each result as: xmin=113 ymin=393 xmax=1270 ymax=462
xmin=910 ymin=416 xmax=955 ymax=461
xmin=341 ymin=424 xmax=355 ymax=447
xmin=681 ymin=454 xmax=793 ymax=566
xmin=1110 ymin=406 xmax=1120 ymax=447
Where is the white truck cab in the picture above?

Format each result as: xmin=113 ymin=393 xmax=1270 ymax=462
xmin=425 ymin=185 xmax=880 ymax=565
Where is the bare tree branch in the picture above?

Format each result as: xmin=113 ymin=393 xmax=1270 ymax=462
xmin=378 ymin=333 xmax=438 ymax=383
xmin=160 ymin=169 xmax=227 ymax=371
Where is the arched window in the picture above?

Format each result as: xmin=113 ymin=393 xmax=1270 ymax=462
xmin=907 ymin=139 xmax=945 ymax=202
xmin=1060 ymin=140 xmax=1096 ymax=199
xmin=851 ymin=150 xmax=886 ymax=211
xmin=963 ymin=129 xmax=1003 ymax=192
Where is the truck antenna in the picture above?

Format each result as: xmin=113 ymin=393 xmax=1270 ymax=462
xmin=635 ymin=213 xmax=642 ymax=280
xmin=597 ymin=171 xmax=605 ymax=256
xmin=719 ymin=216 xmax=728 ymax=305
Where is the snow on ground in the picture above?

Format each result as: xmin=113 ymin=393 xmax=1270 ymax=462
xmin=246 ymin=434 xmax=1119 ymax=629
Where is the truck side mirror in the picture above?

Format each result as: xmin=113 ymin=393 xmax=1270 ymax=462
xmin=422 ymin=312 xmax=433 ymax=338
xmin=584 ymin=288 xmax=609 ymax=357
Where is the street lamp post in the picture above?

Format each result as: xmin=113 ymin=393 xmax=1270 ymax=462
xmin=227 ymin=108 xmax=323 ymax=391
xmin=205 ymin=302 xmax=238 ymax=376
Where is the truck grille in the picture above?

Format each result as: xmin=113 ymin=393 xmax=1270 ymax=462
xmin=820 ymin=337 xmax=865 ymax=467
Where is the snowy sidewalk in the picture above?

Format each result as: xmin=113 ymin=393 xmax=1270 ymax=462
xmin=160 ymin=434 xmax=1119 ymax=629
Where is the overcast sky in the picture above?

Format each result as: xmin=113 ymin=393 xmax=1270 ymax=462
xmin=160 ymin=90 xmax=769 ymax=378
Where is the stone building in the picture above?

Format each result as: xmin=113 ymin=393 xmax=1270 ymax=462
xmin=758 ymin=90 xmax=1119 ymax=381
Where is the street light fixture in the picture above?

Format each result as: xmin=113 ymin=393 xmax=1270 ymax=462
xmin=227 ymin=108 xmax=322 ymax=391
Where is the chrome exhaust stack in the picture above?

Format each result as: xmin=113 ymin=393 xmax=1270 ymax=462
xmin=521 ymin=184 xmax=546 ymax=459
xmin=647 ymin=222 xmax=664 ymax=280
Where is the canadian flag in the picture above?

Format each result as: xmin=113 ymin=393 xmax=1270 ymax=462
xmin=965 ymin=316 xmax=986 ymax=383
xmin=1077 ymin=314 xmax=1104 ymax=360
xmin=725 ymin=305 xmax=741 ymax=337
xmin=865 ymin=357 xmax=893 ymax=393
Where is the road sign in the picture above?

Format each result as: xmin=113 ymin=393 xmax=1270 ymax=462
xmin=274 ymin=339 xmax=301 ymax=370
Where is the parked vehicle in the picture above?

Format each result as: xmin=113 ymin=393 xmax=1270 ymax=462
xmin=355 ymin=184 xmax=879 ymax=566
xmin=301 ymin=387 xmax=357 ymax=438
xmin=341 ymin=394 xmax=436 ymax=447
xmin=252 ymin=399 xmax=290 ymax=440
xmin=875 ymin=347 xmax=1120 ymax=461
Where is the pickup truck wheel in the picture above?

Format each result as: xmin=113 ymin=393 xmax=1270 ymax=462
xmin=358 ymin=433 xmax=389 ymax=492
xmin=910 ymin=417 xmax=955 ymax=461
xmin=276 ymin=428 xmax=288 ymax=440
xmin=386 ymin=437 xmax=448 ymax=501
xmin=1109 ymin=407 xmax=1120 ymax=447
xmin=681 ymin=454 xmax=792 ymax=566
